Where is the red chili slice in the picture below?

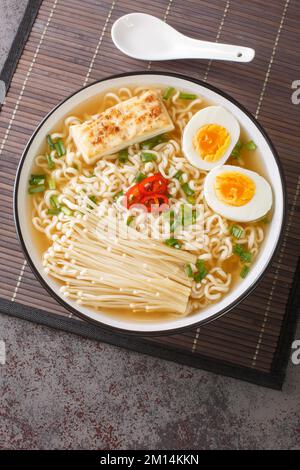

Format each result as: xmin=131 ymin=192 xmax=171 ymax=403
xmin=139 ymin=193 xmax=169 ymax=213
xmin=125 ymin=184 xmax=142 ymax=208
xmin=124 ymin=173 xmax=169 ymax=209
xmin=139 ymin=173 xmax=169 ymax=196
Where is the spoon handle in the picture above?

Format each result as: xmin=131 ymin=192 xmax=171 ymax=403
xmin=180 ymin=37 xmax=255 ymax=63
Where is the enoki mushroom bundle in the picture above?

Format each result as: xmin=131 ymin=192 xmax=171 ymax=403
xmin=43 ymin=209 xmax=197 ymax=316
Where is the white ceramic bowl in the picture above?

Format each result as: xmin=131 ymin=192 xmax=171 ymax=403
xmin=14 ymin=72 xmax=286 ymax=335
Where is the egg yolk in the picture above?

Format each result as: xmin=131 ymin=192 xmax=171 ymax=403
xmin=193 ymin=124 xmax=231 ymax=162
xmin=214 ymin=171 xmax=256 ymax=206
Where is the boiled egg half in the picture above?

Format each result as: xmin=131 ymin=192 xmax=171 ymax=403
xmin=204 ymin=165 xmax=273 ymax=222
xmin=182 ymin=106 xmax=240 ymax=170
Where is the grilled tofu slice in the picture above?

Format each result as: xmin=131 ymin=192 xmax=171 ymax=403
xmin=70 ymin=89 xmax=174 ymax=164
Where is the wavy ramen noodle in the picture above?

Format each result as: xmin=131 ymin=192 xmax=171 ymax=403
xmin=29 ymin=86 xmax=266 ymax=320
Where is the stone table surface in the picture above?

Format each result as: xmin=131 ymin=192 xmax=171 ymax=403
xmin=0 ymin=0 xmax=299 ymax=451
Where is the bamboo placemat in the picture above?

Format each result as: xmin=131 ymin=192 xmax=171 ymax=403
xmin=0 ymin=0 xmax=299 ymax=389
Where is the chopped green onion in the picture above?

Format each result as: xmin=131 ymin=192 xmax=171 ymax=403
xmin=163 ymin=87 xmax=175 ymax=100
xmin=61 ymin=206 xmax=73 ymax=216
xmin=261 ymin=216 xmax=270 ymax=224
xmin=196 ymin=259 xmax=206 ymax=271
xmin=48 ymin=178 xmax=56 ymax=190
xmin=28 ymin=185 xmax=46 ymax=194
xmin=87 ymin=195 xmax=97 ymax=209
xmin=184 ymin=264 xmax=194 ymax=278
xmin=181 ymin=182 xmax=195 ymax=197
xmin=164 ymin=210 xmax=176 ymax=232
xmin=118 ymin=148 xmax=128 ymax=163
xmin=141 ymin=151 xmax=157 ymax=162
xmin=171 ymin=217 xmax=179 ymax=230
xmin=233 ymin=244 xmax=244 ymax=257
xmin=180 ymin=204 xmax=193 ymax=226
xmin=240 ymin=265 xmax=250 ymax=278
xmin=174 ymin=170 xmax=184 ymax=183
xmin=134 ymin=172 xmax=146 ymax=183
xmin=231 ymin=140 xmax=243 ymax=159
xmin=245 ymin=140 xmax=257 ymax=151
xmin=186 ymin=195 xmax=196 ymax=204
xmin=179 ymin=204 xmax=185 ymax=224
xmin=230 ymin=224 xmax=243 ymax=239
xmin=46 ymin=154 xmax=54 ymax=169
xmin=165 ymin=238 xmax=182 ymax=249
xmin=113 ymin=190 xmax=124 ymax=201
xmin=58 ymin=139 xmax=66 ymax=156
xmin=178 ymin=92 xmax=197 ymax=100
xmin=46 ymin=134 xmax=55 ymax=150
xmin=47 ymin=208 xmax=61 ymax=215
xmin=54 ymin=142 xmax=61 ymax=157
xmin=193 ymin=259 xmax=208 ymax=282
xmin=88 ymin=195 xmax=97 ymax=205
xmin=29 ymin=174 xmax=46 ymax=186
xmin=170 ymin=219 xmax=180 ymax=233
xmin=194 ymin=269 xmax=208 ymax=282
xmin=192 ymin=210 xmax=197 ymax=225
xmin=50 ymin=195 xmax=60 ymax=209
xmin=240 ymin=251 xmax=253 ymax=263
xmin=126 ymin=215 xmax=135 ymax=226
xmin=194 ymin=271 xmax=207 ymax=282
xmin=55 ymin=139 xmax=66 ymax=157
xmin=141 ymin=134 xmax=167 ymax=150
xmin=163 ymin=209 xmax=175 ymax=221
xmin=233 ymin=244 xmax=253 ymax=263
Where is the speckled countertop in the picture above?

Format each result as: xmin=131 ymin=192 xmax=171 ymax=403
xmin=0 ymin=0 xmax=299 ymax=450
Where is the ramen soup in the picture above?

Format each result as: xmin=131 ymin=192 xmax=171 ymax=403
xmin=28 ymin=86 xmax=273 ymax=320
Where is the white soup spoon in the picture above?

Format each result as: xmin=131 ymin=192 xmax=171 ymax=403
xmin=111 ymin=13 xmax=255 ymax=63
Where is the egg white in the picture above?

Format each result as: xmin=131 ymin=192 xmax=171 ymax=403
xmin=182 ymin=106 xmax=240 ymax=170
xmin=204 ymin=165 xmax=273 ymax=222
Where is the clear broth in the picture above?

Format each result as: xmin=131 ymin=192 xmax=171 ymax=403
xmin=28 ymin=86 xmax=271 ymax=322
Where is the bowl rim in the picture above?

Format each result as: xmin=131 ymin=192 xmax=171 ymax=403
xmin=13 ymin=71 xmax=287 ymax=336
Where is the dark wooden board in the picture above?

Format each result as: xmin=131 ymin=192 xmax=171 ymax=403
xmin=0 ymin=0 xmax=299 ymax=389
